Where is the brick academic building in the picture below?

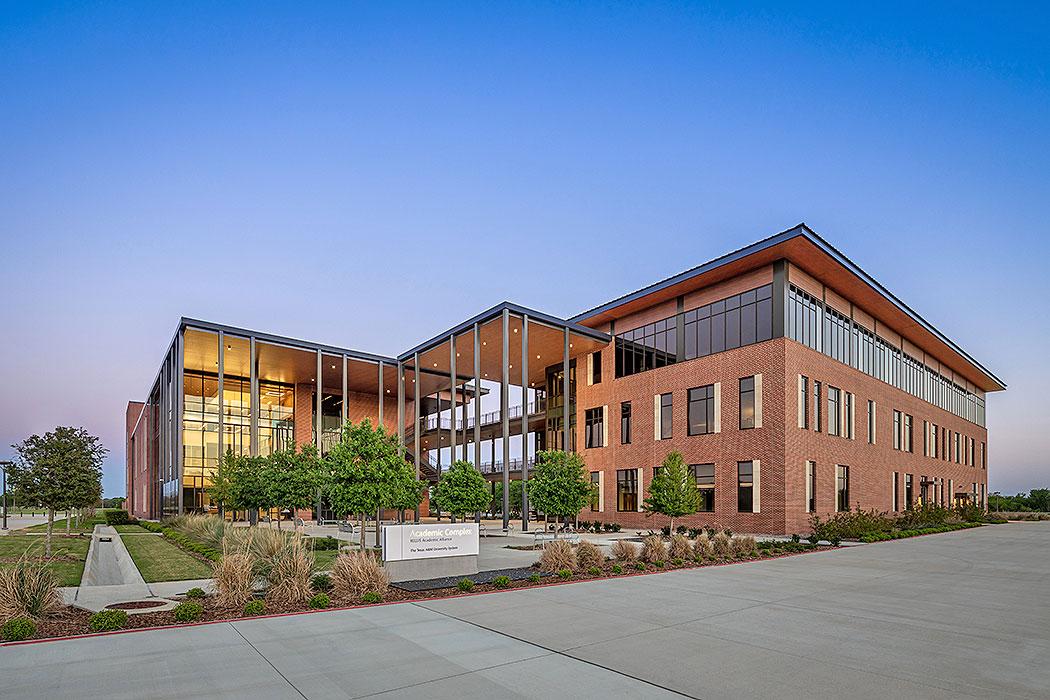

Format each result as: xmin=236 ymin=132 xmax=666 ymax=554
xmin=126 ymin=224 xmax=1004 ymax=534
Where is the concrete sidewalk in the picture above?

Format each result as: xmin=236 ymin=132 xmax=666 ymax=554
xmin=4 ymin=522 xmax=1047 ymax=699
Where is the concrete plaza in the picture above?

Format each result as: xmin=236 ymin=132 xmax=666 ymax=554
xmin=2 ymin=522 xmax=1047 ymax=699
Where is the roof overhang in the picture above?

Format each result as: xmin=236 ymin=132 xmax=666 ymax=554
xmin=571 ymin=224 xmax=1005 ymax=393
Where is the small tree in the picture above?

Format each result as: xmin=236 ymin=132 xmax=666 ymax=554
xmin=325 ymin=419 xmax=417 ymax=549
xmin=10 ymin=427 xmax=106 ymax=557
xmin=643 ymin=451 xmax=699 ymax=535
xmin=432 ymin=461 xmax=490 ymax=519
xmin=527 ymin=450 xmax=593 ymax=538
xmin=226 ymin=454 xmax=270 ymax=524
xmin=266 ymin=444 xmax=321 ymax=529
xmin=207 ymin=450 xmax=237 ymax=518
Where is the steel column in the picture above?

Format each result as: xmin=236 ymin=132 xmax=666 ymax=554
xmin=341 ymin=355 xmax=348 ymax=427
xmin=413 ymin=356 xmax=420 ymax=523
xmin=521 ymin=314 xmax=529 ymax=531
xmin=501 ymin=309 xmax=510 ymax=531
xmin=249 ymin=337 xmax=259 ymax=457
xmin=378 ymin=362 xmax=384 ymax=427
xmin=315 ymin=349 xmax=322 ymax=452
xmin=563 ymin=327 xmax=571 ymax=452
xmin=175 ymin=330 xmax=184 ymax=514
xmin=217 ymin=332 xmax=225 ymax=462
xmin=449 ymin=333 xmax=457 ymax=462
xmin=397 ymin=361 xmax=405 ymax=455
xmin=473 ymin=323 xmax=481 ymax=458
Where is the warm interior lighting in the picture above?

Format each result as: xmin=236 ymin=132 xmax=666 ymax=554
xmin=331 ymin=365 xmax=336 ymax=369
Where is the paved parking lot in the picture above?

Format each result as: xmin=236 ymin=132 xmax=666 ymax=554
xmin=2 ymin=522 xmax=1047 ymax=699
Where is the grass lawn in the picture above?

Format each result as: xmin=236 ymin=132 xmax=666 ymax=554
xmin=121 ymin=534 xmax=213 ymax=583
xmin=0 ymin=534 xmax=90 ymax=586
xmin=312 ymin=549 xmax=340 ymax=572
xmin=113 ymin=524 xmax=149 ymax=533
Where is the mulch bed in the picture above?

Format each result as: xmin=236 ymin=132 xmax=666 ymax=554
xmin=395 ymin=567 xmax=552 ymax=591
xmin=5 ymin=544 xmax=834 ymax=644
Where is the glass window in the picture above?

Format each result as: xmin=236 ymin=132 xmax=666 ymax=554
xmin=806 ymin=461 xmax=816 ymax=513
xmin=739 ymin=376 xmax=755 ymax=429
xmin=591 ymin=351 xmax=602 ymax=385
xmin=620 ymin=401 xmax=631 ymax=445
xmin=893 ymin=410 xmax=901 ymax=450
xmin=590 ymin=472 xmax=600 ymax=511
xmin=800 ymin=376 xmax=809 ymax=429
xmin=584 ymin=407 xmax=604 ymax=449
xmin=688 ymin=385 xmax=715 ymax=435
xmin=904 ymin=414 xmax=913 ymax=453
xmin=814 ymin=381 xmax=822 ymax=432
xmin=867 ymin=400 xmax=876 ymax=444
xmin=905 ymin=473 xmax=914 ymax=510
xmin=836 ymin=465 xmax=850 ymax=512
xmin=893 ymin=472 xmax=899 ymax=512
xmin=660 ymin=392 xmax=673 ymax=440
xmin=692 ymin=463 xmax=715 ymax=512
xmin=616 ymin=469 xmax=637 ymax=511
xmin=737 ymin=461 xmax=754 ymax=512
xmin=827 ymin=386 xmax=841 ymax=436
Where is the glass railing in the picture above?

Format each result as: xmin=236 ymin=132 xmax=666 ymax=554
xmin=419 ymin=399 xmax=547 ymax=432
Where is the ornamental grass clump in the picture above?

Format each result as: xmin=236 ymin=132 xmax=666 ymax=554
xmin=263 ymin=534 xmax=313 ymax=607
xmin=89 ymin=609 xmax=128 ymax=633
xmin=731 ymin=535 xmax=757 ymax=559
xmin=215 ymin=538 xmax=256 ymax=610
xmin=1 ymin=616 xmax=35 ymax=642
xmin=492 ymin=575 xmax=511 ymax=589
xmin=711 ymin=531 xmax=732 ymax=558
xmin=457 ymin=578 xmax=475 ymax=592
xmin=668 ymin=534 xmax=692 ymax=561
xmin=640 ymin=535 xmax=667 ymax=563
xmin=0 ymin=555 xmax=61 ymax=622
xmin=331 ymin=550 xmax=389 ymax=601
xmin=575 ymin=540 xmax=604 ymax=571
xmin=539 ymin=539 xmax=577 ymax=573
xmin=611 ymin=539 xmax=638 ymax=562
xmin=693 ymin=532 xmax=713 ymax=559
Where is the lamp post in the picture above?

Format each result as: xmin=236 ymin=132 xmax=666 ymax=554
xmin=0 ymin=460 xmax=12 ymax=530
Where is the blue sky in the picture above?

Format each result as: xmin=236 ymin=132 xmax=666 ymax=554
xmin=1 ymin=2 xmax=1047 ymax=497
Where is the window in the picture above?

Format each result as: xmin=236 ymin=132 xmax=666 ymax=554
xmin=954 ymin=432 xmax=960 ymax=463
xmin=590 ymin=351 xmax=602 ymax=385
xmin=893 ymin=472 xmax=899 ymax=512
xmin=814 ymin=381 xmax=822 ymax=432
xmin=737 ymin=461 xmax=754 ymax=512
xmin=942 ymin=427 xmax=948 ymax=461
xmin=800 ymin=376 xmax=809 ymax=429
xmin=590 ymin=472 xmax=601 ymax=511
xmin=660 ymin=392 xmax=673 ymax=440
xmin=904 ymin=414 xmax=913 ymax=453
xmin=584 ymin=408 xmax=604 ymax=449
xmin=827 ymin=386 xmax=841 ymax=436
xmin=692 ymin=463 xmax=715 ymax=512
xmin=616 ymin=469 xmax=637 ymax=511
xmin=836 ymin=465 xmax=850 ymax=512
xmin=905 ymin=473 xmax=913 ymax=510
xmin=739 ymin=376 xmax=756 ymax=429
xmin=688 ymin=385 xmax=715 ymax=435
xmin=617 ymin=284 xmax=773 ymax=379
xmin=620 ymin=401 xmax=632 ymax=445
xmin=981 ymin=441 xmax=986 ymax=469
xmin=844 ymin=393 xmax=854 ymax=439
xmin=867 ymin=400 xmax=876 ymax=444
xmin=806 ymin=461 xmax=816 ymax=513
xmin=931 ymin=423 xmax=938 ymax=459
xmin=893 ymin=410 xmax=902 ymax=450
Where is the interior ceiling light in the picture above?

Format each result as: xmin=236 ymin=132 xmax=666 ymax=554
xmin=331 ymin=365 xmax=336 ymax=370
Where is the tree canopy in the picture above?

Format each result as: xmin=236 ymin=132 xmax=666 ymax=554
xmin=527 ymin=450 xmax=593 ymax=535
xmin=10 ymin=426 xmax=106 ymax=556
xmin=265 ymin=443 xmax=322 ymax=527
xmin=643 ymin=451 xmax=698 ymax=533
xmin=432 ymin=460 xmax=490 ymax=517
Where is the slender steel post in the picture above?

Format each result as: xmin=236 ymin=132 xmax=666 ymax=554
xmin=473 ymin=322 xmax=482 ymax=524
xmin=449 ymin=333 xmax=457 ymax=462
xmin=413 ymin=355 xmax=421 ymax=523
xmin=378 ymin=362 xmax=384 ymax=427
xmin=175 ymin=330 xmax=184 ymax=514
xmin=217 ymin=331 xmax=225 ymax=465
xmin=341 ymin=355 xmax=348 ymax=426
xmin=521 ymin=314 xmax=529 ymax=531
xmin=501 ymin=309 xmax=511 ymax=531
xmin=397 ymin=361 xmax=405 ymax=455
xmin=563 ymin=328 xmax=571 ymax=452
xmin=1 ymin=462 xmax=9 ymax=530
xmin=250 ymin=337 xmax=259 ymax=457
xmin=315 ymin=350 xmax=323 ymax=453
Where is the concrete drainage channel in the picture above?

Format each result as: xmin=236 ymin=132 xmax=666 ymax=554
xmin=71 ymin=525 xmax=181 ymax=614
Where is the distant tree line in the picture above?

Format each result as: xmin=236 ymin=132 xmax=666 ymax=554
xmin=988 ymin=489 xmax=1050 ymax=512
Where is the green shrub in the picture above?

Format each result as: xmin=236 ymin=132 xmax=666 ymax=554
xmin=634 ymin=562 xmax=646 ymax=571
xmin=243 ymin=599 xmax=265 ymax=616
xmin=1 ymin=617 xmax=35 ymax=642
xmin=588 ymin=566 xmax=602 ymax=576
xmin=89 ymin=609 xmax=129 ymax=633
xmin=361 ymin=591 xmax=383 ymax=604
xmin=807 ymin=533 xmax=820 ymax=545
xmin=185 ymin=587 xmax=206 ymax=599
xmin=791 ymin=533 xmax=801 ymax=543
xmin=557 ymin=569 xmax=572 ymax=579
xmin=104 ymin=510 xmax=136 ymax=526
xmin=173 ymin=601 xmax=203 ymax=622
xmin=311 ymin=573 xmax=332 ymax=592
xmin=492 ymin=575 xmax=511 ymax=589
xmin=829 ymin=536 xmax=841 ymax=547
xmin=528 ymin=573 xmax=541 ymax=583
xmin=457 ymin=578 xmax=475 ymax=592
xmin=611 ymin=564 xmax=623 ymax=574
xmin=672 ymin=558 xmax=684 ymax=566
xmin=309 ymin=593 xmax=331 ymax=609
xmin=309 ymin=536 xmax=341 ymax=551
xmin=653 ymin=560 xmax=665 ymax=568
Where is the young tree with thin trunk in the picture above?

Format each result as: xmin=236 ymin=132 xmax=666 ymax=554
xmin=643 ymin=451 xmax=699 ymax=535
xmin=527 ymin=450 xmax=593 ymax=538
xmin=432 ymin=461 xmax=490 ymax=520
xmin=266 ymin=444 xmax=321 ymax=530
xmin=10 ymin=426 xmax=106 ymax=557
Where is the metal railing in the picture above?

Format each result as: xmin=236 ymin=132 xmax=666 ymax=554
xmin=419 ymin=398 xmax=546 ymax=433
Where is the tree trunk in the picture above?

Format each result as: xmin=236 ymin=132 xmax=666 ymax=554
xmin=65 ymin=510 xmax=70 ymax=535
xmin=276 ymin=512 xmax=282 ymax=530
xmin=669 ymin=516 xmax=674 ymax=538
xmin=359 ymin=513 xmax=366 ymax=550
xmin=46 ymin=509 xmax=54 ymax=557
